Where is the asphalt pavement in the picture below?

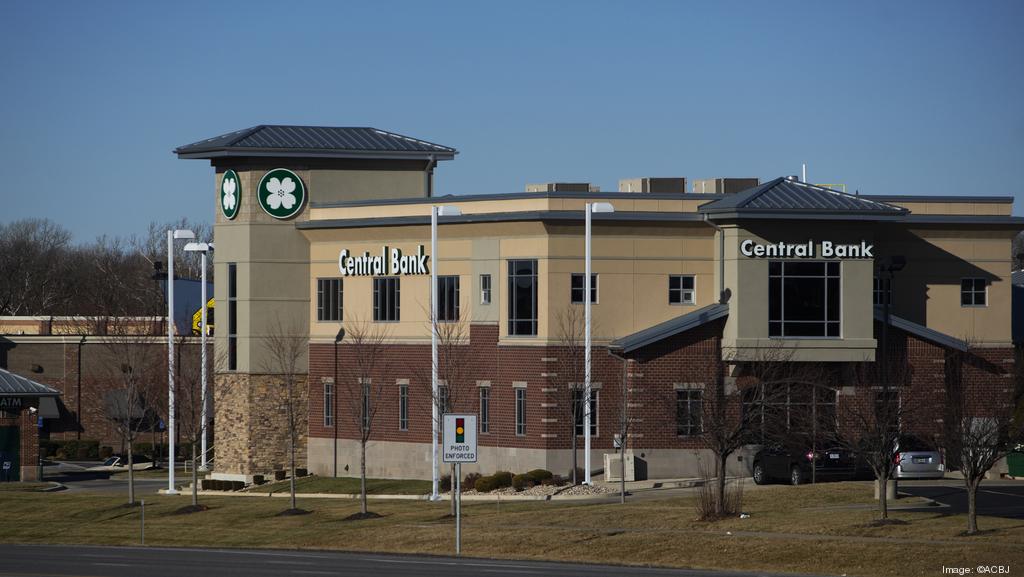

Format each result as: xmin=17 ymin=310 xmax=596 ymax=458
xmin=898 ymin=478 xmax=1024 ymax=518
xmin=0 ymin=544 xmax=827 ymax=577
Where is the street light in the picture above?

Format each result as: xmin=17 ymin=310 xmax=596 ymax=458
xmin=333 ymin=326 xmax=345 ymax=478
xmin=166 ymin=228 xmax=194 ymax=495
xmin=184 ymin=241 xmax=213 ymax=471
xmin=584 ymin=202 xmax=614 ymax=485
xmin=431 ymin=204 xmax=461 ymax=500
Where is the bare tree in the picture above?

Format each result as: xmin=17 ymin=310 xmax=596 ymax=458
xmin=175 ymin=334 xmax=210 ymax=510
xmin=942 ymin=347 xmax=1024 ymax=534
xmin=261 ymin=318 xmax=308 ymax=513
xmin=551 ymin=307 xmax=587 ymax=485
xmin=339 ymin=320 xmax=390 ymax=517
xmin=0 ymin=218 xmax=73 ymax=315
xmin=607 ymin=352 xmax=634 ymax=504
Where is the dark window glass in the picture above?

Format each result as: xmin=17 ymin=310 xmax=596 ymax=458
xmin=873 ymin=276 xmax=891 ymax=306
xmin=323 ymin=381 xmax=333 ymax=427
xmin=480 ymin=274 xmax=492 ymax=305
xmin=361 ymin=381 xmax=371 ymax=431
xmin=373 ymin=277 xmax=400 ymax=321
xmin=570 ymin=273 xmax=598 ymax=304
xmin=515 ymin=388 xmax=526 ymax=436
xmin=508 ymin=260 xmax=538 ymax=336
xmin=437 ymin=275 xmax=460 ymax=322
xmin=571 ymin=389 xmax=598 ymax=436
xmin=763 ymin=384 xmax=838 ymax=436
xmin=961 ymin=278 xmax=986 ymax=306
xmin=768 ymin=261 xmax=841 ymax=338
xmin=669 ymin=275 xmax=695 ymax=304
xmin=316 ymin=278 xmax=343 ymax=322
xmin=479 ymin=387 xmax=490 ymax=433
xmin=399 ymin=384 xmax=408 ymax=431
xmin=227 ymin=263 xmax=238 ymax=371
xmin=676 ymin=389 xmax=703 ymax=436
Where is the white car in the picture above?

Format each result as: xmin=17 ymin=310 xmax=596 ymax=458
xmin=86 ymin=455 xmax=154 ymax=472
xmin=894 ymin=435 xmax=945 ymax=479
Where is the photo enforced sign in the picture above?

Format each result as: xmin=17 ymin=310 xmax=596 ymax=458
xmin=442 ymin=414 xmax=478 ymax=463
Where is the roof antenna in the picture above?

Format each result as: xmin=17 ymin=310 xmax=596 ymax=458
xmin=801 ymin=163 xmax=807 ymax=183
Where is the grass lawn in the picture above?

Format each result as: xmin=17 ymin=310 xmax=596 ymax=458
xmin=245 ymin=475 xmax=432 ymax=495
xmin=1 ymin=481 xmax=1020 ymax=577
xmin=0 ymin=482 xmax=52 ymax=492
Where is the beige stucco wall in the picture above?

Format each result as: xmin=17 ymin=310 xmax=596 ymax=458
xmin=882 ymin=200 xmax=1012 ymax=216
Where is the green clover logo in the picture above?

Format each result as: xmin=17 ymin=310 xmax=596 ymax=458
xmin=221 ymin=169 xmax=241 ymax=220
xmin=257 ymin=168 xmax=306 ymax=219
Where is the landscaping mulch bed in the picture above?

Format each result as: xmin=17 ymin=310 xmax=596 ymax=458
xmin=342 ymin=511 xmax=383 ymax=521
xmin=173 ymin=504 xmax=210 ymax=515
xmin=275 ymin=508 xmax=312 ymax=517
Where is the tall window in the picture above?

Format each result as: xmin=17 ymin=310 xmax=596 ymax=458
xmin=515 ymin=388 xmax=526 ymax=436
xmin=361 ymin=380 xmax=371 ymax=431
xmin=875 ymin=389 xmax=901 ymax=432
xmin=323 ymin=380 xmax=334 ymax=427
xmin=373 ymin=277 xmax=400 ymax=321
xmin=437 ymin=275 xmax=460 ymax=322
xmin=479 ymin=387 xmax=490 ymax=433
xmin=508 ymin=260 xmax=538 ymax=336
xmin=438 ymin=383 xmax=450 ymax=414
xmin=480 ymin=274 xmax=492 ymax=305
xmin=676 ymin=389 xmax=702 ymax=436
xmin=873 ymin=276 xmax=891 ymax=306
xmin=764 ymin=384 xmax=838 ymax=435
xmin=572 ymin=389 xmax=598 ymax=436
xmin=317 ymin=278 xmax=343 ymax=321
xmin=398 ymin=383 xmax=408 ymax=431
xmin=570 ymin=273 xmax=598 ymax=304
xmin=227 ymin=263 xmax=238 ymax=370
xmin=669 ymin=275 xmax=695 ymax=305
xmin=769 ymin=261 xmax=840 ymax=337
xmin=961 ymin=278 xmax=987 ymax=306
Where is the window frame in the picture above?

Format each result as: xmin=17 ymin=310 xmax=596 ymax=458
xmin=316 ymin=277 xmax=344 ymax=322
xmin=437 ymin=275 xmax=460 ymax=322
xmin=323 ymin=379 xmax=334 ymax=428
xmin=398 ymin=383 xmax=409 ymax=431
xmin=372 ymin=277 xmax=401 ymax=322
xmin=479 ymin=387 xmax=490 ymax=434
xmin=571 ymin=388 xmax=599 ymax=436
xmin=960 ymin=277 xmax=987 ymax=307
xmin=227 ymin=262 xmax=238 ymax=371
xmin=480 ymin=273 xmax=492 ymax=305
xmin=508 ymin=260 xmax=538 ymax=336
xmin=675 ymin=388 xmax=703 ymax=437
xmin=873 ymin=276 xmax=891 ymax=306
xmin=668 ymin=274 xmax=696 ymax=306
xmin=515 ymin=388 xmax=526 ymax=436
xmin=768 ymin=260 xmax=842 ymax=339
xmin=570 ymin=273 xmax=599 ymax=305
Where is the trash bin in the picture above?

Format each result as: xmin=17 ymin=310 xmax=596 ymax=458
xmin=1007 ymin=452 xmax=1024 ymax=478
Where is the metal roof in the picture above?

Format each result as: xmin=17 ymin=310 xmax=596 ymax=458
xmin=297 ymin=210 xmax=707 ymax=230
xmin=0 ymin=367 xmax=61 ymax=397
xmin=700 ymin=177 xmax=907 ymax=217
xmin=175 ymin=125 xmax=457 ymax=160
xmin=311 ymin=191 xmax=727 ymax=209
xmin=874 ymin=307 xmax=967 ymax=352
xmin=609 ymin=303 xmax=729 ymax=354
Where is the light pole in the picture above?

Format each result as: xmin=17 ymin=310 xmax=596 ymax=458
xmin=166 ymin=228 xmax=194 ymax=495
xmin=584 ymin=202 xmax=614 ymax=485
xmin=333 ymin=326 xmax=345 ymax=478
xmin=431 ymin=204 xmax=462 ymax=500
xmin=184 ymin=241 xmax=213 ymax=471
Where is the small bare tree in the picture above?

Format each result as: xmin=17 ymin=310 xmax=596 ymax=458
xmin=175 ymin=334 xmax=210 ymax=510
xmin=261 ymin=318 xmax=307 ymax=513
xmin=551 ymin=307 xmax=587 ymax=485
xmin=942 ymin=347 xmax=1024 ymax=534
xmin=608 ymin=353 xmax=634 ymax=504
xmin=339 ymin=320 xmax=390 ymax=517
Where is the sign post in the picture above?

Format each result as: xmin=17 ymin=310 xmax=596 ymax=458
xmin=442 ymin=414 xmax=477 ymax=557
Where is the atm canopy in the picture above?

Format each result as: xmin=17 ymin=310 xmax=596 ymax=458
xmin=175 ymin=125 xmax=458 ymax=160
xmin=0 ymin=367 xmax=60 ymax=397
xmin=699 ymin=177 xmax=908 ymax=221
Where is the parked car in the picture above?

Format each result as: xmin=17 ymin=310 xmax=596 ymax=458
xmin=86 ymin=455 xmax=154 ymax=472
xmin=752 ymin=443 xmax=857 ymax=485
xmin=893 ymin=434 xmax=944 ymax=479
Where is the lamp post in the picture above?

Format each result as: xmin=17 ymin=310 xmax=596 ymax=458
xmin=184 ymin=241 xmax=213 ymax=471
xmin=166 ymin=228 xmax=194 ymax=495
xmin=584 ymin=202 xmax=614 ymax=485
xmin=333 ymin=326 xmax=345 ymax=478
xmin=431 ymin=204 xmax=462 ymax=501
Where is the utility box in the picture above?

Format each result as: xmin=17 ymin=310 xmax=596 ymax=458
xmin=618 ymin=177 xmax=687 ymax=194
xmin=604 ymin=450 xmax=636 ymax=482
xmin=692 ymin=177 xmax=760 ymax=194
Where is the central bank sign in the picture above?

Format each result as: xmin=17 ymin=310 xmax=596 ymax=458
xmin=740 ymin=240 xmax=874 ymax=259
xmin=338 ymin=245 xmax=430 ymax=276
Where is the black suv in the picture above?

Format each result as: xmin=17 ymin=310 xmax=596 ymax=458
xmin=752 ymin=443 xmax=857 ymax=485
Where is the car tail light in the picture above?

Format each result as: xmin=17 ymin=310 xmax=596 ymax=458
xmin=894 ymin=452 xmax=901 ymax=464
xmin=805 ymin=451 xmax=815 ymax=461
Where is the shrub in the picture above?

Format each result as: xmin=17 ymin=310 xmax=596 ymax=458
xmin=296 ymin=468 xmax=308 ymax=477
xmin=474 ymin=475 xmax=498 ymax=492
xmin=511 ymin=473 xmax=532 ymax=491
xmin=542 ymin=474 xmax=567 ymax=487
xmin=274 ymin=470 xmax=286 ymax=481
xmin=526 ymin=469 xmax=553 ymax=484
xmin=492 ymin=471 xmax=513 ymax=488
xmin=252 ymin=474 xmax=265 ymax=485
xmin=230 ymin=481 xmax=245 ymax=491
xmin=440 ymin=474 xmax=452 ymax=492
xmin=463 ymin=472 xmax=482 ymax=492
xmin=99 ymin=446 xmax=113 ymax=459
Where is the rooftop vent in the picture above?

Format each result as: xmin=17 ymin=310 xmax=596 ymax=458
xmin=618 ymin=177 xmax=687 ymax=194
xmin=525 ymin=182 xmax=599 ymax=193
xmin=692 ymin=177 xmax=761 ymax=194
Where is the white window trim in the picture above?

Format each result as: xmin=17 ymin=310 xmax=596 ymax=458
xmin=669 ymin=274 xmax=696 ymax=306
xmin=960 ymin=277 xmax=988 ymax=308
xmin=570 ymin=272 xmax=599 ymax=305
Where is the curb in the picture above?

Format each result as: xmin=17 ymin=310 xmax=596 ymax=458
xmin=178 ymin=489 xmax=617 ymax=501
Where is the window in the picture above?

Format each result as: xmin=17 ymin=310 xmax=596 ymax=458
xmin=873 ymin=276 xmax=891 ymax=306
xmin=769 ymin=261 xmax=840 ymax=337
xmin=759 ymin=383 xmax=838 ymax=436
xmin=515 ymin=388 xmax=526 ymax=436
xmin=508 ymin=260 xmax=538 ymax=336
xmin=437 ymin=275 xmax=460 ymax=322
xmin=437 ymin=382 xmax=450 ymax=414
xmin=480 ymin=274 xmax=492 ymax=305
xmin=875 ymin=389 xmax=901 ymax=432
xmin=361 ymin=380 xmax=371 ymax=431
xmin=570 ymin=273 xmax=598 ymax=304
xmin=676 ymin=389 xmax=702 ymax=436
xmin=317 ymin=278 xmax=343 ymax=321
xmin=961 ymin=278 xmax=987 ymax=306
xmin=669 ymin=275 xmax=695 ymax=305
xmin=479 ymin=387 xmax=490 ymax=433
xmin=323 ymin=380 xmax=334 ymax=427
xmin=399 ymin=383 xmax=408 ymax=431
xmin=373 ymin=277 xmax=400 ymax=321
xmin=572 ymin=389 xmax=598 ymax=436
xmin=227 ymin=263 xmax=238 ymax=371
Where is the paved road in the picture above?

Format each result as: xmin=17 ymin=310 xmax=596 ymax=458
xmin=0 ymin=544 xmax=825 ymax=577
xmin=42 ymin=462 xmax=175 ymax=495
xmin=899 ymin=479 xmax=1024 ymax=518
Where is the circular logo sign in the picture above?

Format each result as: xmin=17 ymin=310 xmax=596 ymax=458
xmin=220 ymin=169 xmax=241 ymax=220
xmin=257 ymin=168 xmax=306 ymax=219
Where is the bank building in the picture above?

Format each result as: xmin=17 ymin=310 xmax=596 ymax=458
xmin=173 ymin=125 xmax=1021 ymax=482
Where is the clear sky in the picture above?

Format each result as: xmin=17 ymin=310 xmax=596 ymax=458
xmin=2 ymin=1 xmax=1022 ymax=241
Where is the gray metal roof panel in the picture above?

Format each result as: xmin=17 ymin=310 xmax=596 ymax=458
xmin=701 ymin=177 xmax=907 ymax=215
xmin=608 ymin=303 xmax=729 ymax=354
xmin=0 ymin=368 xmax=61 ymax=397
xmin=311 ymin=191 xmax=727 ymax=209
xmin=297 ymin=210 xmax=708 ymax=230
xmin=874 ymin=307 xmax=967 ymax=352
xmin=175 ymin=125 xmax=457 ymax=158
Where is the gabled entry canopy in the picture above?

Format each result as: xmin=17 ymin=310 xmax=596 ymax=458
xmin=699 ymin=177 xmax=908 ymax=220
xmin=0 ymin=367 xmax=60 ymax=397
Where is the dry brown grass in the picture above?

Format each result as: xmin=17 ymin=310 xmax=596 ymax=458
xmin=1 ymin=481 xmax=1021 ymax=577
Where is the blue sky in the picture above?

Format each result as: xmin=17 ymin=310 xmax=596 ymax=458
xmin=2 ymin=1 xmax=1022 ymax=240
